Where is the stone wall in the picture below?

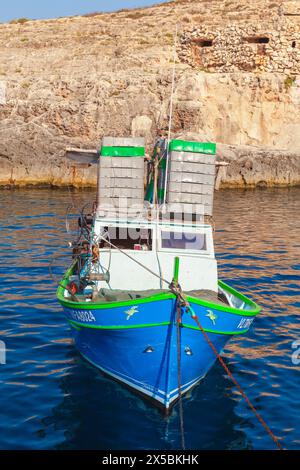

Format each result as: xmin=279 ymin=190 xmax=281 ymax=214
xmin=179 ymin=10 xmax=300 ymax=73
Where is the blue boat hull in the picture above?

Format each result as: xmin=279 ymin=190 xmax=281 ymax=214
xmin=61 ymin=293 xmax=258 ymax=410
xmin=70 ymin=323 xmax=230 ymax=409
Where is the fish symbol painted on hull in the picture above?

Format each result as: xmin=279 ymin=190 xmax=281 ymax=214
xmin=206 ymin=310 xmax=218 ymax=325
xmin=125 ymin=306 xmax=139 ymax=320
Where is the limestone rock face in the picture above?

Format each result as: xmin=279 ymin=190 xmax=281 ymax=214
xmin=173 ymin=72 xmax=300 ymax=151
xmin=0 ymin=0 xmax=299 ymax=188
xmin=217 ymin=144 xmax=300 ymax=187
xmin=131 ymin=115 xmax=153 ymax=142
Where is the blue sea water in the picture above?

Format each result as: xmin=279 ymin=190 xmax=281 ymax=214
xmin=0 ymin=187 xmax=299 ymax=450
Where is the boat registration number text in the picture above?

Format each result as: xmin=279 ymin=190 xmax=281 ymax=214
xmin=237 ymin=318 xmax=254 ymax=329
xmin=67 ymin=309 xmax=96 ymax=323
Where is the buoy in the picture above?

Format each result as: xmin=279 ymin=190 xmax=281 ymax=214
xmin=67 ymin=281 xmax=78 ymax=295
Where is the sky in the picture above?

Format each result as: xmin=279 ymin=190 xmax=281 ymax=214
xmin=0 ymin=0 xmax=167 ymax=23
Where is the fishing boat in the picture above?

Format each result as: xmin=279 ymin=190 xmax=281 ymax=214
xmin=57 ymin=136 xmax=261 ymax=411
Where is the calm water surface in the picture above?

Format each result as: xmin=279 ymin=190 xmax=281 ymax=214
xmin=0 ymin=188 xmax=299 ymax=450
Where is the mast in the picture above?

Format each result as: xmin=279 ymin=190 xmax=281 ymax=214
xmin=163 ymin=24 xmax=178 ymax=207
xmin=96 ymin=153 xmax=101 ymax=214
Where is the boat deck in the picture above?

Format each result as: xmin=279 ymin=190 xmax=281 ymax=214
xmin=83 ymin=288 xmax=229 ymax=307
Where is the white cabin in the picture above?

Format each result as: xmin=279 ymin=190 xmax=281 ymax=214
xmin=93 ymin=216 xmax=218 ymax=292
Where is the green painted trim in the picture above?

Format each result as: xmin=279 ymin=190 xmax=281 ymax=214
xmin=59 ymin=291 xmax=173 ymax=310
xmin=70 ymin=322 xmax=81 ymax=331
xmin=184 ymin=280 xmax=261 ymax=317
xmin=186 ymin=293 xmax=260 ymax=316
xmin=68 ymin=319 xmax=247 ymax=336
xmin=57 ymin=264 xmax=261 ymax=317
xmin=219 ymin=280 xmax=261 ymax=315
xmin=57 ymin=262 xmax=173 ymax=309
xmin=173 ymin=257 xmax=180 ymax=284
xmin=169 ymin=140 xmax=216 ymax=155
xmin=68 ymin=320 xmax=170 ymax=330
xmin=182 ymin=323 xmax=249 ymax=335
xmin=101 ymin=146 xmax=145 ymax=157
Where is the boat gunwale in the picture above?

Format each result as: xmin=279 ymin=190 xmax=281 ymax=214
xmin=68 ymin=318 xmax=251 ymax=336
xmin=57 ymin=263 xmax=261 ymax=317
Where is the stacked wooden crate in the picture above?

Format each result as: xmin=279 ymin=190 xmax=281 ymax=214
xmin=98 ymin=137 xmax=145 ymax=211
xmin=167 ymin=140 xmax=216 ymax=216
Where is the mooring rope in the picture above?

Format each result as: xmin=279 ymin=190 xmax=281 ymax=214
xmin=191 ymin=309 xmax=284 ymax=450
xmin=97 ymin=234 xmax=170 ymax=286
xmin=62 ymin=230 xmax=284 ymax=450
xmin=169 ymin=284 xmax=284 ymax=451
xmin=176 ymin=302 xmax=186 ymax=450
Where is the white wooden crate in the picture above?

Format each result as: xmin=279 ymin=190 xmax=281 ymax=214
xmin=170 ymin=161 xmax=216 ymax=175
xmin=169 ymin=172 xmax=215 ymax=186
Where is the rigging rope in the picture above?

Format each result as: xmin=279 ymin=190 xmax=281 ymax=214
xmin=176 ymin=301 xmax=186 ymax=450
xmin=191 ymin=309 xmax=284 ymax=450
xmin=170 ymin=284 xmax=284 ymax=451
xmin=97 ymin=234 xmax=170 ymax=286
xmin=93 ymin=233 xmax=284 ymax=449
xmin=163 ymin=24 xmax=178 ymax=206
xmin=61 ymin=218 xmax=284 ymax=450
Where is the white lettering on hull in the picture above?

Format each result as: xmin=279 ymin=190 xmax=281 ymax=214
xmin=67 ymin=309 xmax=96 ymax=323
xmin=237 ymin=318 xmax=254 ymax=329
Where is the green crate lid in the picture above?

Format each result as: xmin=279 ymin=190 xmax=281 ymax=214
xmin=169 ymin=140 xmax=216 ymax=155
xmin=101 ymin=146 xmax=145 ymax=157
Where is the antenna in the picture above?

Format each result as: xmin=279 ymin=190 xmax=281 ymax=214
xmin=163 ymin=24 xmax=178 ymax=206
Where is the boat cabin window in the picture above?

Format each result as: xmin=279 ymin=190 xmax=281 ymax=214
xmin=100 ymin=226 xmax=152 ymax=251
xmin=160 ymin=231 xmax=207 ymax=251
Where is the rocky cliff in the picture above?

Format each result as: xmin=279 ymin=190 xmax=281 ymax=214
xmin=0 ymin=0 xmax=299 ymax=188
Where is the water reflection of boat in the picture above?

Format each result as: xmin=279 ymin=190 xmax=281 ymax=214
xmin=42 ymin=353 xmax=251 ymax=450
xmin=57 ymin=137 xmax=261 ymax=412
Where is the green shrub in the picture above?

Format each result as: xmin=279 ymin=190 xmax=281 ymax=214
xmin=10 ymin=18 xmax=29 ymax=24
xmin=82 ymin=12 xmax=102 ymax=18
xmin=126 ymin=11 xmax=146 ymax=20
xmin=284 ymin=76 xmax=296 ymax=91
